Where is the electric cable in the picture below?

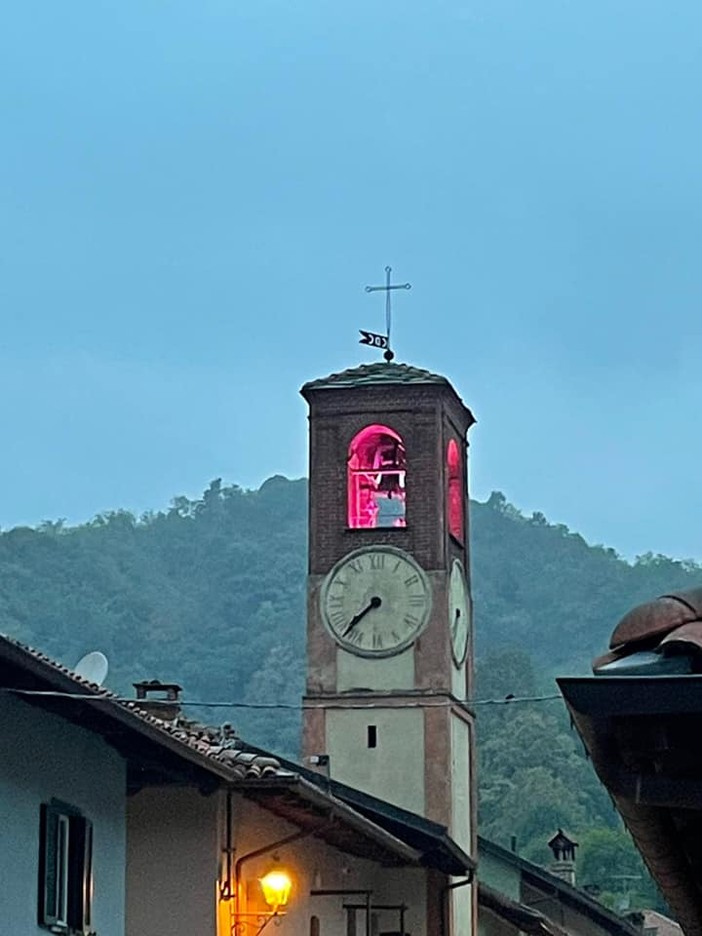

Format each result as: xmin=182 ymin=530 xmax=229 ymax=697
xmin=0 ymin=687 xmax=564 ymax=708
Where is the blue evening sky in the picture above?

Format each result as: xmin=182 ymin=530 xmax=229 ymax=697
xmin=1 ymin=0 xmax=701 ymax=560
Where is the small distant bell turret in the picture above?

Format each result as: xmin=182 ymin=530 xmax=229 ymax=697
xmin=547 ymin=829 xmax=579 ymax=886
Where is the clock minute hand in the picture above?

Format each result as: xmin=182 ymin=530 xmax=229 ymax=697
xmin=342 ymin=596 xmax=382 ymax=637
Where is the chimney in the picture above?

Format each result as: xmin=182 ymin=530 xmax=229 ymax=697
xmin=133 ymin=679 xmax=183 ymax=721
xmin=547 ymin=829 xmax=578 ymax=886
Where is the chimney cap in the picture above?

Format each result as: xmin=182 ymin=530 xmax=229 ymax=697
xmin=547 ymin=828 xmax=578 ymax=850
xmin=133 ymin=679 xmax=183 ymax=700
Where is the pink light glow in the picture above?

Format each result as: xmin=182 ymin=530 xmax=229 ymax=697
xmin=348 ymin=424 xmax=406 ymax=529
xmin=447 ymin=438 xmax=464 ymax=542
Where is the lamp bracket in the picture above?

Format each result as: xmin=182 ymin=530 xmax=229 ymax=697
xmin=233 ymin=911 xmax=285 ymax=936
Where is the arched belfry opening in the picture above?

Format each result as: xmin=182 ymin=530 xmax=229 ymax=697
xmin=447 ymin=438 xmax=464 ymax=542
xmin=347 ymin=424 xmax=407 ymax=528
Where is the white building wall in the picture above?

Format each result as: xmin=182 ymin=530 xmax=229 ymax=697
xmin=227 ymin=795 xmax=429 ymax=936
xmin=0 ymin=693 xmax=126 ymax=936
xmin=126 ymin=785 xmax=221 ymax=936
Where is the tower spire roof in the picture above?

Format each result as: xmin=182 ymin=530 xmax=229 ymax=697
xmin=301 ymin=361 xmax=450 ymax=393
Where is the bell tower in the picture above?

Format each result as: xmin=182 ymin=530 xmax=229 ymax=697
xmin=300 ymin=361 xmax=476 ymax=863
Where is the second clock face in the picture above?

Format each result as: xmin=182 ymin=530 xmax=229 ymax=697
xmin=448 ymin=559 xmax=470 ymax=667
xmin=320 ymin=546 xmax=432 ymax=657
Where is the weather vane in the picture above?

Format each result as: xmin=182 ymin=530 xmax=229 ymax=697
xmin=360 ymin=265 xmax=411 ymax=362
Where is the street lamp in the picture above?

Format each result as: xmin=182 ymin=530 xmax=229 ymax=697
xmin=260 ymin=868 xmax=293 ymax=912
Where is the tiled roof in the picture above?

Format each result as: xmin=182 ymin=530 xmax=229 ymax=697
xmin=479 ymin=883 xmax=568 ymax=936
xmin=609 ymin=588 xmax=702 ymax=650
xmin=592 ymin=587 xmax=702 ymax=673
xmin=301 ymin=361 xmax=450 ymax=392
xmin=0 ymin=635 xmax=293 ymax=781
xmin=161 ymin=716 xmax=287 ymax=779
xmin=2 ymin=636 xmax=119 ymax=696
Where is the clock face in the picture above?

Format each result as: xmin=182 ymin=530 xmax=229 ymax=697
xmin=320 ymin=546 xmax=432 ymax=657
xmin=448 ymin=559 xmax=470 ymax=667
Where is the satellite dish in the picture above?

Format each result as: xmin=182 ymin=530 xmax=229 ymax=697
xmin=74 ymin=651 xmax=109 ymax=687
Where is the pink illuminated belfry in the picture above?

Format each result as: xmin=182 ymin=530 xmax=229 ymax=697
xmin=347 ymin=425 xmax=407 ymax=528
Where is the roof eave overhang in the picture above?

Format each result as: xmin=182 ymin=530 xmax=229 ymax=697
xmin=478 ymin=883 xmax=566 ymax=936
xmin=558 ymin=674 xmax=702 ymax=804
xmin=318 ymin=775 xmax=475 ymax=876
xmin=558 ymin=674 xmax=702 ymax=718
xmin=232 ymin=743 xmax=475 ymax=876
xmin=230 ymin=776 xmax=423 ymax=867
xmin=300 ymin=370 xmax=475 ymax=428
xmin=558 ymin=675 xmax=702 ymax=936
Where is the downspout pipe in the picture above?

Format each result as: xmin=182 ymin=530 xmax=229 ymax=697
xmin=441 ymin=874 xmax=474 ymax=936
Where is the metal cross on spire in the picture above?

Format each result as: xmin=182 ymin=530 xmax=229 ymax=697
xmin=362 ymin=266 xmax=411 ymax=362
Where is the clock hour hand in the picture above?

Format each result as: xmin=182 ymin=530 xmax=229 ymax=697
xmin=342 ymin=596 xmax=382 ymax=636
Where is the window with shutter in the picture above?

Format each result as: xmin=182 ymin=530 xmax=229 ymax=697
xmin=38 ymin=802 xmax=93 ymax=934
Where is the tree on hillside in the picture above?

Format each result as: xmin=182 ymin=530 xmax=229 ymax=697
xmin=578 ymin=828 xmax=666 ymax=912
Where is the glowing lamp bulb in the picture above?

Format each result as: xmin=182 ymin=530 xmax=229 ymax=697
xmin=259 ymin=869 xmax=292 ymax=909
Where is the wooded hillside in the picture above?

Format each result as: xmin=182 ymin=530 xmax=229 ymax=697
xmin=2 ymin=477 xmax=695 ymax=908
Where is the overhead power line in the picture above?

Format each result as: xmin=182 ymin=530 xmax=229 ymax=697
xmin=0 ymin=687 xmax=563 ymax=709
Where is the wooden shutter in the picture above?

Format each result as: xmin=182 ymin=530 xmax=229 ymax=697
xmin=68 ymin=816 xmax=93 ymax=932
xmin=38 ymin=803 xmax=60 ymax=927
xmin=82 ymin=820 xmax=93 ymax=931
